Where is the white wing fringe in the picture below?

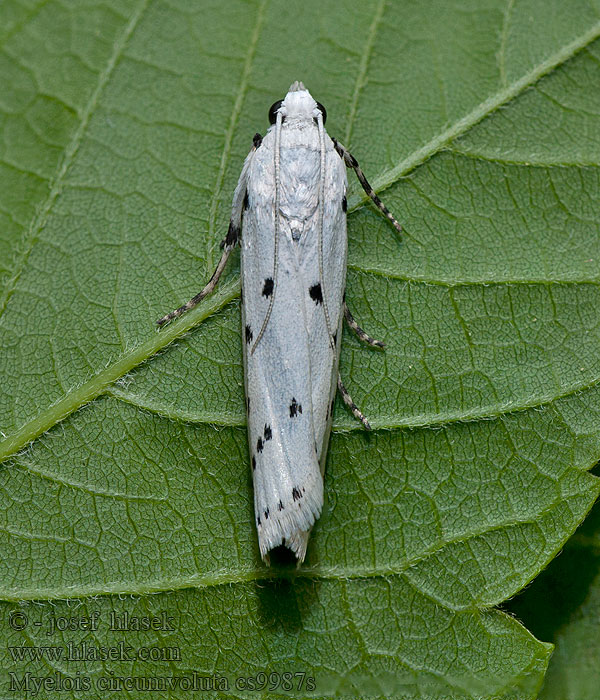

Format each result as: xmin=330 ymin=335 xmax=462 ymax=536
xmin=257 ymin=471 xmax=323 ymax=563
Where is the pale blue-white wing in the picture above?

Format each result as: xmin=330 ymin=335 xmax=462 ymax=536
xmin=281 ymin=137 xmax=347 ymax=559
xmin=241 ymin=126 xmax=346 ymax=561
xmin=241 ymin=129 xmax=321 ymax=560
xmin=295 ymin=138 xmax=347 ymax=469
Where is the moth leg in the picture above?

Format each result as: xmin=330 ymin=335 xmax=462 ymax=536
xmin=331 ymin=138 xmax=402 ymax=234
xmin=156 ymin=133 xmax=262 ymax=327
xmin=337 ymin=374 xmax=371 ymax=431
xmin=344 ymin=302 xmax=384 ymax=348
xmin=156 ymin=238 xmax=237 ymax=326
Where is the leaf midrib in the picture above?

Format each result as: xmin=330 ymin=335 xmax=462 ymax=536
xmin=1 ymin=22 xmax=599 ymax=465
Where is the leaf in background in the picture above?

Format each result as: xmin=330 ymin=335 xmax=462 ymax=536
xmin=506 ymin=494 xmax=600 ymax=700
xmin=1 ymin=0 xmax=600 ymax=697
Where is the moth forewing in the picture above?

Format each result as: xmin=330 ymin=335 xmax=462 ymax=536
xmin=157 ymin=80 xmax=402 ymax=565
xmin=241 ymin=98 xmax=347 ymax=562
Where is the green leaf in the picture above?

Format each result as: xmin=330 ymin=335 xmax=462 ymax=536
xmin=1 ymin=0 xmax=600 ymax=696
xmin=506 ymin=494 xmax=600 ymax=700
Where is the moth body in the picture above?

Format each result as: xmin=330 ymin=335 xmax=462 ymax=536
xmin=241 ymin=83 xmax=346 ymax=561
xmin=157 ymin=81 xmax=402 ymax=564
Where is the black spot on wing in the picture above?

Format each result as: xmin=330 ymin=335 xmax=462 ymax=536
xmin=253 ymin=132 xmax=263 ymax=148
xmin=289 ymin=397 xmax=302 ymax=418
xmin=257 ymin=515 xmax=261 ymax=526
xmin=309 ymin=283 xmax=323 ymax=305
xmin=264 ymin=424 xmax=272 ymax=441
xmin=252 ymin=455 xmax=256 ymax=471
xmin=262 ymin=277 xmax=274 ymax=297
xmin=243 ymin=190 xmax=249 ymax=210
xmin=264 ymin=508 xmax=270 ymax=520
xmin=278 ymin=500 xmax=284 ymax=511
xmin=342 ymin=195 xmax=347 ymax=212
xmin=245 ymin=324 xmax=253 ymax=344
xmin=292 ymin=487 xmax=302 ymax=501
xmin=224 ymin=221 xmax=240 ymax=248
xmin=257 ymin=437 xmax=264 ymax=453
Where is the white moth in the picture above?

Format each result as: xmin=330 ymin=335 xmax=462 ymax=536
xmin=158 ymin=82 xmax=402 ymax=563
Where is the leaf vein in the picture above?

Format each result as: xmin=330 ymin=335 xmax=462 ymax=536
xmin=206 ymin=0 xmax=269 ymax=266
xmin=105 ymin=364 xmax=600 ymax=433
xmin=348 ymin=20 xmax=600 ymax=211
xmin=0 ymin=0 xmax=151 ymax=321
xmin=343 ymin=0 xmax=387 ymax=146
xmin=498 ymin=0 xmax=515 ymax=87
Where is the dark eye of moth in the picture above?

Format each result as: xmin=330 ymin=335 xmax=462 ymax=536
xmin=268 ymin=100 xmax=283 ymax=125
xmin=315 ymin=101 xmax=327 ymax=124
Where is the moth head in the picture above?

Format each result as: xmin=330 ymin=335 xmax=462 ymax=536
xmin=268 ymin=82 xmax=327 ymax=125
